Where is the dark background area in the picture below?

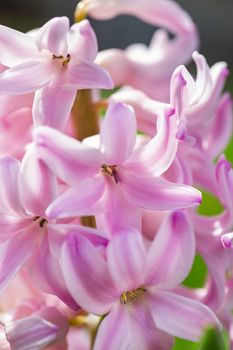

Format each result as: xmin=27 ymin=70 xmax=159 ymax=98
xmin=0 ymin=0 xmax=232 ymax=68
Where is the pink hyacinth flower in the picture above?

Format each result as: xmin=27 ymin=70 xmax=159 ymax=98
xmin=171 ymin=51 xmax=230 ymax=142
xmin=0 ymin=148 xmax=109 ymax=309
xmin=86 ymin=0 xmax=198 ymax=101
xmin=34 ymin=102 xmax=201 ymax=232
xmin=61 ymin=211 xmax=221 ymax=349
xmin=0 ymin=18 xmax=113 ymax=130
xmin=97 ymin=27 xmax=197 ymax=101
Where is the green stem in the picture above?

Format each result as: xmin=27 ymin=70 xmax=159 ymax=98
xmin=71 ymin=90 xmax=99 ymax=228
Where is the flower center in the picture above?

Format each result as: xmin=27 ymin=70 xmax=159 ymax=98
xmin=120 ymin=286 xmax=146 ymax=304
xmin=33 ymin=216 xmax=48 ymax=228
xmin=52 ymin=54 xmax=71 ymax=67
xmin=101 ymin=164 xmax=121 ymax=184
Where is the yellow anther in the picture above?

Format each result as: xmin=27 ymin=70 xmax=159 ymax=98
xmin=52 ymin=54 xmax=71 ymax=67
xmin=120 ymin=287 xmax=146 ymax=304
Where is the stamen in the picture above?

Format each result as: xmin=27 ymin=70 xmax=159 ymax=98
xmin=52 ymin=54 xmax=71 ymax=67
xmin=63 ymin=54 xmax=71 ymax=66
xmin=39 ymin=218 xmax=48 ymax=228
xmin=101 ymin=164 xmax=121 ymax=184
xmin=33 ymin=216 xmax=48 ymax=228
xmin=120 ymin=287 xmax=146 ymax=304
xmin=52 ymin=54 xmax=63 ymax=60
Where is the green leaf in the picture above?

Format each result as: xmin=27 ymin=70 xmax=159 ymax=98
xmin=172 ymin=338 xmax=199 ymax=350
xmin=197 ymin=190 xmax=223 ymax=216
xmin=225 ymin=136 xmax=233 ymax=165
xmin=198 ymin=328 xmax=228 ymax=350
xmin=183 ymin=254 xmax=207 ymax=288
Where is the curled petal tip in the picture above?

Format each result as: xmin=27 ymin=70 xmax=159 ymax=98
xmin=166 ymin=107 xmax=176 ymax=118
xmin=222 ymin=67 xmax=229 ymax=78
xmin=176 ymin=126 xmax=186 ymax=141
xmin=195 ymin=190 xmax=202 ymax=205
xmin=221 ymin=233 xmax=233 ymax=249
xmin=192 ymin=50 xmax=201 ymax=59
xmin=217 ymin=156 xmax=231 ymax=172
xmin=171 ymin=210 xmax=186 ymax=223
xmin=79 ymin=19 xmax=92 ymax=35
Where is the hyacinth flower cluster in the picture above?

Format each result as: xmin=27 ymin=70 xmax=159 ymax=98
xmin=0 ymin=0 xmax=232 ymax=349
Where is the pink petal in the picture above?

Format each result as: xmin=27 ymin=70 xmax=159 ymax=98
xmin=215 ymin=155 xmax=233 ymax=217
xmin=0 ymin=231 xmax=36 ymax=291
xmin=61 ymin=233 xmax=116 ymax=315
xmin=63 ymin=59 xmax=113 ymax=90
xmin=34 ymin=126 xmax=101 ymax=185
xmin=33 ymin=75 xmax=76 ymax=131
xmin=96 ymin=181 xmax=142 ymax=234
xmin=205 ymin=94 xmax=233 ymax=159
xmin=96 ymin=48 xmax=130 ymax=87
xmin=46 ymin=176 xmax=105 ymax=219
xmin=0 ymin=61 xmax=53 ymax=95
xmin=126 ymin=107 xmax=178 ymax=176
xmin=47 ymin=223 xmax=108 ymax=257
xmin=107 ymin=230 xmax=147 ymax=293
xmin=68 ymin=20 xmax=98 ymax=61
xmin=100 ymin=102 xmax=137 ymax=165
xmin=170 ymin=65 xmax=187 ymax=118
xmin=6 ymin=316 xmax=58 ymax=350
xmin=200 ymin=254 xmax=226 ymax=310
xmin=149 ymin=290 xmax=221 ymax=341
xmin=0 ymin=324 xmax=9 ymax=350
xmin=0 ymin=93 xmax=33 ymax=119
xmin=19 ymin=146 xmax=57 ymax=217
xmin=128 ymin=302 xmax=174 ymax=350
xmin=145 ymin=211 xmax=195 ymax=288
xmin=84 ymin=0 xmax=196 ymax=35
xmin=37 ymin=306 xmax=69 ymax=347
xmin=184 ymin=52 xmax=228 ymax=125
xmin=28 ymin=236 xmax=79 ymax=310
xmin=0 ymin=107 xmax=32 ymax=160
xmin=0 ymin=157 xmax=25 ymax=216
xmin=93 ymin=304 xmax=130 ymax=350
xmin=35 ymin=17 xmax=69 ymax=56
xmin=123 ymin=173 xmax=202 ymax=210
xmin=0 ymin=25 xmax=37 ymax=67
xmin=0 ymin=215 xmax=29 ymax=243
xmin=109 ymin=87 xmax=162 ymax=136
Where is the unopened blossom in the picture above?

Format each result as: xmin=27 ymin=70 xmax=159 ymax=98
xmin=0 ymin=17 xmax=113 ymax=130
xmin=61 ymin=211 xmax=221 ymax=349
xmin=5 ymin=306 xmax=69 ymax=350
xmin=34 ymin=102 xmax=201 ymax=232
